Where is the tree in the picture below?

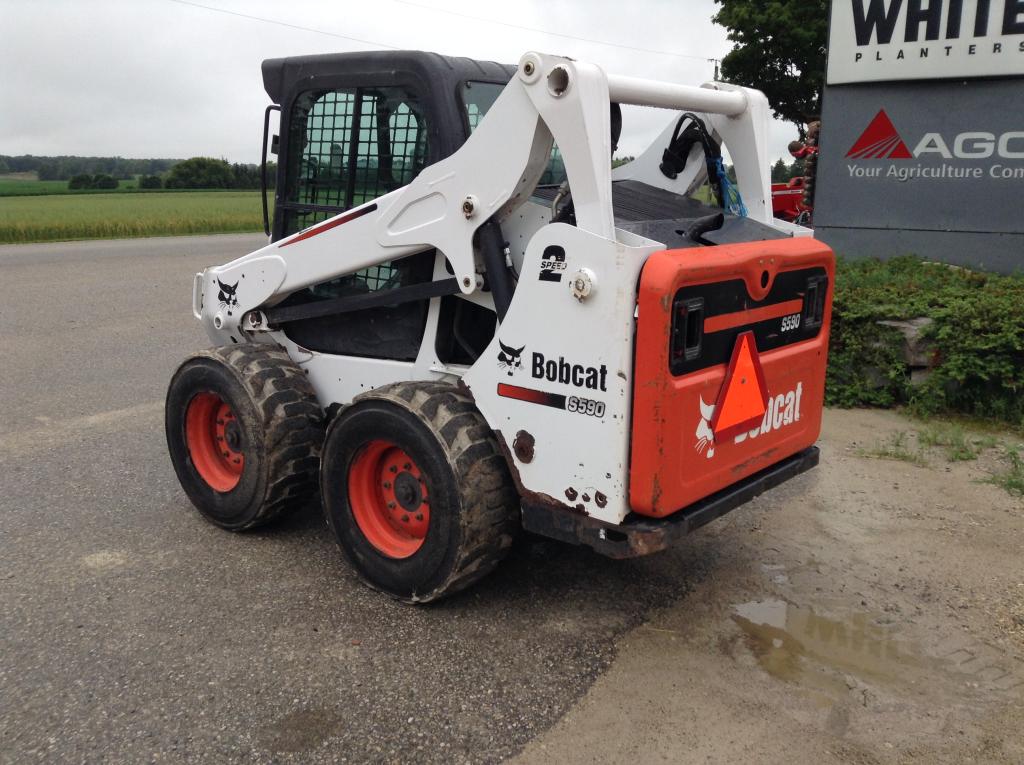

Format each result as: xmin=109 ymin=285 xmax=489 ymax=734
xmin=713 ymin=0 xmax=828 ymax=136
xmin=68 ymin=174 xmax=93 ymax=190
xmin=230 ymin=163 xmax=262 ymax=189
xmin=0 ymin=156 xmax=9 ymax=174
xmin=164 ymin=157 xmax=234 ymax=189
xmin=139 ymin=175 xmax=163 ymax=189
xmin=771 ymin=158 xmax=789 ymax=183
xmin=92 ymin=174 xmax=119 ymax=190
xmin=37 ymin=161 xmax=60 ymax=181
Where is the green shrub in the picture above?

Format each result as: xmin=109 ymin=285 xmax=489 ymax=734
xmin=68 ymin=174 xmax=93 ymax=190
xmin=827 ymin=256 xmax=1024 ymax=426
xmin=164 ymin=157 xmax=234 ymax=189
xmin=139 ymin=175 xmax=163 ymax=189
xmin=91 ymin=174 xmax=119 ymax=190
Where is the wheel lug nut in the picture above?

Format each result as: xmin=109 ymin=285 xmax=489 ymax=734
xmin=415 ymin=513 xmax=423 ymax=521
xmin=402 ymin=514 xmax=410 ymax=523
xmin=217 ymin=435 xmax=224 ymax=441
xmin=403 ymin=463 xmax=411 ymax=470
xmin=383 ymin=481 xmax=391 ymax=489
xmin=217 ymin=419 xmax=224 ymax=425
xmin=388 ymin=502 xmax=396 ymax=510
xmin=389 ymin=465 xmax=397 ymax=473
xmin=222 ymin=451 xmax=230 ymax=458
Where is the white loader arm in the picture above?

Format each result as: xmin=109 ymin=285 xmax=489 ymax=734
xmin=194 ymin=52 xmax=775 ymax=345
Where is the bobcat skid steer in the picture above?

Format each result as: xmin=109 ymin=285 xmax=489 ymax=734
xmin=165 ymin=50 xmax=833 ymax=602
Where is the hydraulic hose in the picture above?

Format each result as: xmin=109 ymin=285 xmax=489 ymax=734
xmin=476 ymin=219 xmax=514 ymax=322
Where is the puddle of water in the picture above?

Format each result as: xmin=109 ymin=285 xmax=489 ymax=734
xmin=759 ymin=564 xmax=790 ymax=584
xmin=732 ymin=599 xmax=929 ymax=697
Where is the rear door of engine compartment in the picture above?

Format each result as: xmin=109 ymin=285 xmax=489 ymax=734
xmin=630 ymin=237 xmax=834 ymax=518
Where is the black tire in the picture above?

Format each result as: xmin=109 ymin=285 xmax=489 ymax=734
xmin=166 ymin=345 xmax=323 ymax=530
xmin=321 ymin=381 xmax=518 ymax=603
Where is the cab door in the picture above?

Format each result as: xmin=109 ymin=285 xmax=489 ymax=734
xmin=275 ymin=86 xmax=431 ymax=240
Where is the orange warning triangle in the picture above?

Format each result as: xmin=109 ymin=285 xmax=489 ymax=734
xmin=710 ymin=331 xmax=769 ymax=439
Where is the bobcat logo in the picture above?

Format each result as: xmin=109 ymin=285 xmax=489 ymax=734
xmin=695 ymin=396 xmax=715 ymax=459
xmin=217 ymin=279 xmax=239 ymax=309
xmin=497 ymin=340 xmax=525 ymax=376
xmin=695 ymin=382 xmax=803 ymax=458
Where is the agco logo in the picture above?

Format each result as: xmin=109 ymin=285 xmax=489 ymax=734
xmin=846 ymin=110 xmax=913 ymax=159
xmin=848 ymin=109 xmax=1024 ymax=161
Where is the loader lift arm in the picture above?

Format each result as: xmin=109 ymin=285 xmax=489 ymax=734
xmin=194 ymin=51 xmax=773 ymax=345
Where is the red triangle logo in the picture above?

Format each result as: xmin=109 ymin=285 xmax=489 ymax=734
xmin=710 ymin=331 xmax=769 ymax=440
xmin=846 ymin=110 xmax=913 ymax=160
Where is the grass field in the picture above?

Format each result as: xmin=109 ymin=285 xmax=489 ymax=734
xmin=0 ymin=179 xmax=81 ymax=196
xmin=0 ymin=191 xmax=265 ymax=243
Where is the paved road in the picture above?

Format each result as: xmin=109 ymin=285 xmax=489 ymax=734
xmin=0 ymin=235 xmax=718 ymax=762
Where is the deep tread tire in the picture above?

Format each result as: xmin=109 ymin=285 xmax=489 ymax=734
xmin=166 ymin=345 xmax=324 ymax=530
xmin=321 ymin=381 xmax=518 ymax=603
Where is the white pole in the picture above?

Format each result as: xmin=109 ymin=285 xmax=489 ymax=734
xmin=606 ymin=74 xmax=747 ymax=116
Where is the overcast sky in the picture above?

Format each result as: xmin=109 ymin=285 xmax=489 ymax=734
xmin=1 ymin=0 xmax=800 ymax=164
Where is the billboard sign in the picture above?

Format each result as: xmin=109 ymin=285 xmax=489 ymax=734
xmin=827 ymin=0 xmax=1024 ymax=84
xmin=814 ymin=79 xmax=1024 ymax=272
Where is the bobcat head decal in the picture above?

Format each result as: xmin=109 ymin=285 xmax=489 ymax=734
xmin=695 ymin=396 xmax=716 ymax=459
xmin=497 ymin=340 xmax=525 ymax=376
xmin=217 ymin=279 xmax=239 ymax=309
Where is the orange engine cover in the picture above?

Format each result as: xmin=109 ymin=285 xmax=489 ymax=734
xmin=630 ymin=237 xmax=834 ymax=518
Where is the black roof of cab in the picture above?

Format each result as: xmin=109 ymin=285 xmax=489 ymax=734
xmin=261 ymin=50 xmax=514 ymax=105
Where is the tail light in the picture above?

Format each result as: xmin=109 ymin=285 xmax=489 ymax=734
xmin=804 ymin=276 xmax=826 ymax=329
xmin=670 ymin=295 xmax=704 ymax=374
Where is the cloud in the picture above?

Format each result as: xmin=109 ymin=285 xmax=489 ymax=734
xmin=0 ymin=0 xmax=800 ymax=162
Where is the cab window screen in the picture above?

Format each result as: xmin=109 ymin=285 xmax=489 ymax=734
xmin=283 ymin=86 xmax=428 ymax=236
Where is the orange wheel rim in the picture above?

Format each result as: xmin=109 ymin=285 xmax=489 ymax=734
xmin=185 ymin=392 xmax=245 ymax=493
xmin=348 ymin=440 xmax=430 ymax=559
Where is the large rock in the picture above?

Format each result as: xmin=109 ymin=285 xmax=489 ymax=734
xmin=877 ymin=317 xmax=935 ymax=368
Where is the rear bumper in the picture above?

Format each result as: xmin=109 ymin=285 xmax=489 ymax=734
xmin=521 ymin=446 xmax=819 ymax=559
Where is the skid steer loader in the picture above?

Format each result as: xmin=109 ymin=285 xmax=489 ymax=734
xmin=165 ymin=50 xmax=833 ymax=602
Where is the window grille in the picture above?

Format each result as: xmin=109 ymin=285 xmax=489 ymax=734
xmin=284 ymin=87 xmax=428 ymax=236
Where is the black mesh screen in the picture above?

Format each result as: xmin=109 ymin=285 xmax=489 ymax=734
xmin=283 ymin=87 xmax=428 ymax=237
xmin=295 ymin=90 xmax=353 ymax=210
xmin=281 ymin=86 xmax=432 ymax=308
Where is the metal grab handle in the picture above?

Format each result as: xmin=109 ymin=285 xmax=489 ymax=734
xmin=260 ymin=104 xmax=281 ymax=238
